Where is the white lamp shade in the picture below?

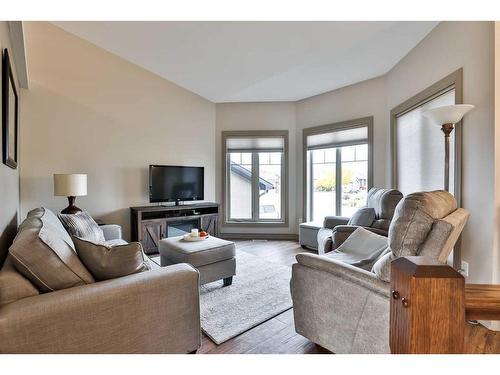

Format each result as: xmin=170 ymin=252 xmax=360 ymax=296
xmin=54 ymin=174 xmax=87 ymax=197
xmin=422 ymin=104 xmax=474 ymax=125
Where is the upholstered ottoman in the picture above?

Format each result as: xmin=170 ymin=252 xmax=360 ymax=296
xmin=159 ymin=236 xmax=236 ymax=286
xmin=298 ymin=221 xmax=323 ymax=251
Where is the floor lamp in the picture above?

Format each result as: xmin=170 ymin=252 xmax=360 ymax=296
xmin=422 ymin=104 xmax=474 ymax=192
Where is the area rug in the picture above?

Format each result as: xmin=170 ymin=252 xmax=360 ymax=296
xmin=199 ymin=250 xmax=293 ymax=344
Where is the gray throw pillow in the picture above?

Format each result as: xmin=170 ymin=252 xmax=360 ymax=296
xmin=326 ymin=227 xmax=389 ymax=270
xmin=347 ymin=207 xmax=376 ymax=227
xmin=59 ymin=211 xmax=105 ymax=243
xmin=73 ymin=236 xmax=150 ymax=281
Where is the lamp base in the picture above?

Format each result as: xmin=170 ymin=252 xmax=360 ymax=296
xmin=61 ymin=196 xmax=82 ymax=214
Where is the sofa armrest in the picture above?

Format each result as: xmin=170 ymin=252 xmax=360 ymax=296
xmin=295 ymin=253 xmax=389 ymax=297
xmin=0 ymin=264 xmax=201 ymax=353
xmin=317 ymin=228 xmax=333 ymax=254
xmin=100 ymin=224 xmax=122 ymax=241
xmin=323 ymin=216 xmax=350 ymax=229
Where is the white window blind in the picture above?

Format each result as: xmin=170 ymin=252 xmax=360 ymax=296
xmin=226 ymin=137 xmax=285 ymax=152
xmin=396 ymin=89 xmax=455 ymax=195
xmin=306 ymin=126 xmax=368 ymax=150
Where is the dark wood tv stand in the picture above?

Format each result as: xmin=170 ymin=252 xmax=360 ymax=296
xmin=130 ymin=202 xmax=220 ymax=254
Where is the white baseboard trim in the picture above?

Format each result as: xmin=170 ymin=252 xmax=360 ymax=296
xmin=220 ymin=233 xmax=298 ymax=241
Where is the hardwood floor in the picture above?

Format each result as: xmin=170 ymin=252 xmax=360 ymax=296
xmin=182 ymin=239 xmax=500 ymax=354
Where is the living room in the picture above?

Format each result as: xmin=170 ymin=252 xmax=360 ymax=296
xmin=1 ymin=0 xmax=500 ymax=370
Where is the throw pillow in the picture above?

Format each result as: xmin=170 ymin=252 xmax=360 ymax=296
xmin=326 ymin=227 xmax=389 ymax=270
xmin=58 ymin=211 xmax=106 ymax=243
xmin=73 ymin=236 xmax=151 ymax=281
xmin=9 ymin=207 xmax=95 ymax=292
xmin=347 ymin=207 xmax=376 ymax=227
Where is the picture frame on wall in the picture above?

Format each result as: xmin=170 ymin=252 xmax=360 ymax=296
xmin=2 ymin=48 xmax=18 ymax=169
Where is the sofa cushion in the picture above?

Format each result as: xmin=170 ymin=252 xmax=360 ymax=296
xmin=9 ymin=207 xmax=95 ymax=292
xmin=0 ymin=256 xmax=39 ymax=307
xmin=73 ymin=236 xmax=150 ymax=281
xmin=58 ymin=211 xmax=106 ymax=243
xmin=326 ymin=227 xmax=389 ymax=270
xmin=347 ymin=207 xmax=376 ymax=227
xmin=367 ymin=188 xmax=403 ymax=220
xmin=388 ymin=191 xmax=457 ymax=258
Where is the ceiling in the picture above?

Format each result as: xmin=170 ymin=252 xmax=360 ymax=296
xmin=53 ymin=21 xmax=438 ymax=103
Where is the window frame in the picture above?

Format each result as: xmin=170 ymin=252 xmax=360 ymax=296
xmin=390 ymin=68 xmax=463 ymax=269
xmin=222 ymin=130 xmax=289 ymax=227
xmin=302 ymin=116 xmax=374 ymax=222
xmin=390 ymin=69 xmax=463 ymax=204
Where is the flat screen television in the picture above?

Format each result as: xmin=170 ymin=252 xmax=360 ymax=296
xmin=149 ymin=165 xmax=204 ymax=204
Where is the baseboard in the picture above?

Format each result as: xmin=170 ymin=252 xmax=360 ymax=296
xmin=220 ymin=233 xmax=299 ymax=241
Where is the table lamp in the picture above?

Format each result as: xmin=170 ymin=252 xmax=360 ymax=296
xmin=422 ymin=104 xmax=474 ymax=192
xmin=54 ymin=174 xmax=87 ymax=214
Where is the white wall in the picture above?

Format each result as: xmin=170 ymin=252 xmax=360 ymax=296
xmin=0 ymin=22 xmax=21 ymax=263
xmin=295 ymin=76 xmax=388 ymax=224
xmin=215 ymin=102 xmax=297 ymax=235
xmin=20 ymin=22 xmax=216 ymax=240
xmin=387 ymin=21 xmax=495 ymax=284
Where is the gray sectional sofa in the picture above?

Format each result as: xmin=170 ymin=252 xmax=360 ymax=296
xmin=0 ymin=207 xmax=201 ymax=353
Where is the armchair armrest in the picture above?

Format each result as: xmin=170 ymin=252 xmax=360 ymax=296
xmin=323 ymin=216 xmax=350 ymax=229
xmin=100 ymin=224 xmax=122 ymax=241
xmin=295 ymin=253 xmax=389 ymax=297
xmin=0 ymin=264 xmax=201 ymax=353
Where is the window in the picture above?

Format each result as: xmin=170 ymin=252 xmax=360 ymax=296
xmin=391 ymin=71 xmax=462 ymax=198
xmin=303 ymin=118 xmax=373 ymax=223
xmin=223 ymin=131 xmax=288 ymax=225
xmin=390 ymin=69 xmax=463 ymax=269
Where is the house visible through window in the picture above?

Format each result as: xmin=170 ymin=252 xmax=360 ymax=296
xmin=304 ymin=119 xmax=372 ymax=223
xmin=224 ymin=132 xmax=288 ymax=224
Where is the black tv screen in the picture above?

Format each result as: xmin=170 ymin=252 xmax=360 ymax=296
xmin=149 ymin=165 xmax=204 ymax=203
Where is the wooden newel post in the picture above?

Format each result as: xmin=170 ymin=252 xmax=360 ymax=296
xmin=390 ymin=256 xmax=465 ymax=354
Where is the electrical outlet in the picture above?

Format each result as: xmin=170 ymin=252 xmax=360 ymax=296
xmin=460 ymin=261 xmax=469 ymax=278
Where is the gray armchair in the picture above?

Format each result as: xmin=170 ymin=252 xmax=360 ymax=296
xmin=319 ymin=188 xmax=403 ymax=253
xmin=291 ymin=190 xmax=470 ymax=353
